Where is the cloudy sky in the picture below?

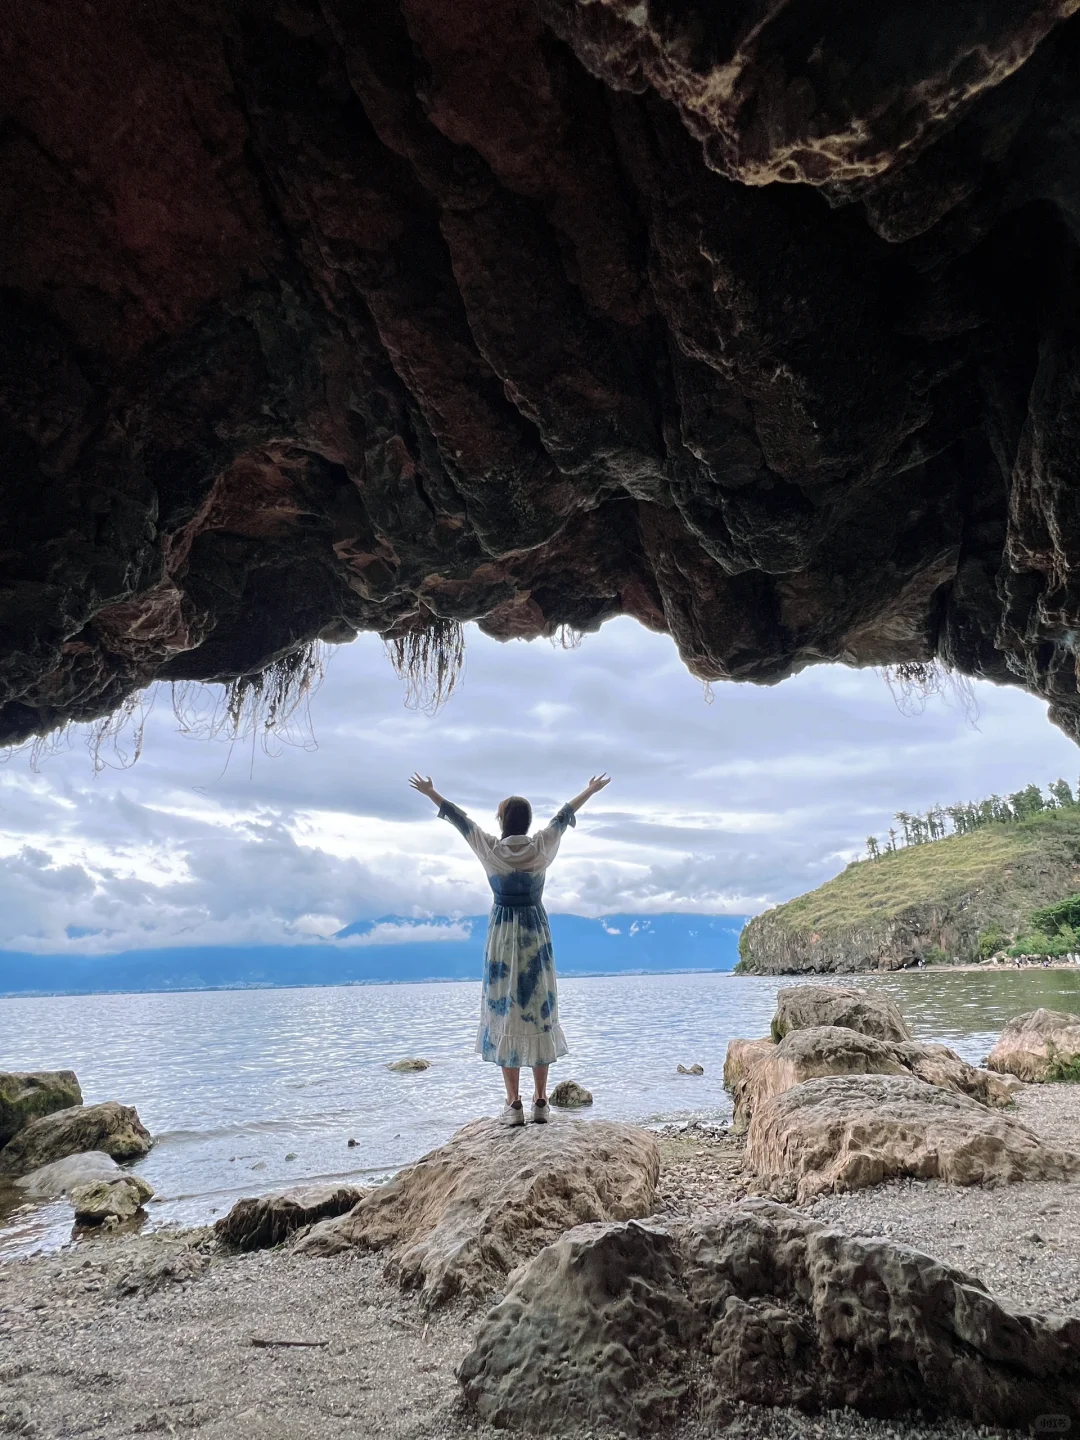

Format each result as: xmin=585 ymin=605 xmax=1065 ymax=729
xmin=0 ymin=618 xmax=1076 ymax=957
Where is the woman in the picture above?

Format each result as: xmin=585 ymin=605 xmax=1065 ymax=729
xmin=409 ymin=772 xmax=611 ymax=1126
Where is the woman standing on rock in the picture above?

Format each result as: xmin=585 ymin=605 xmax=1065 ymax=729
xmin=409 ymin=773 xmax=610 ymax=1127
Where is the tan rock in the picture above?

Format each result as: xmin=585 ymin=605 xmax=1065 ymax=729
xmin=986 ymin=1008 xmax=1080 ymax=1082
xmin=0 ymin=1070 xmax=82 ymax=1149
xmin=295 ymin=1117 xmax=658 ymax=1306
xmin=771 ymin=984 xmax=912 ymax=1042
xmin=387 ymin=1058 xmax=431 ymax=1072
xmin=895 ymin=1039 xmax=1016 ymax=1105
xmin=215 ymin=1183 xmax=370 ymax=1251
xmin=70 ymin=1174 xmax=154 ymax=1224
xmin=722 ymin=1038 xmax=774 ymax=1091
xmin=0 ymin=1102 xmax=152 ymax=1178
xmin=725 ymin=1026 xmax=1015 ymax=1129
xmin=550 ymin=1079 xmax=593 ymax=1107
xmin=745 ymin=1074 xmax=1080 ymax=1202
xmin=459 ymin=1202 xmax=1080 ymax=1432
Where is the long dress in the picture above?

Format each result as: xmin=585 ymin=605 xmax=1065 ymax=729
xmin=438 ymin=799 xmax=574 ymax=1067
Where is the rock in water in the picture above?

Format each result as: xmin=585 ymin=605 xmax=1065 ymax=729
xmin=0 ymin=1071 xmax=82 ymax=1149
xmin=987 ymin=1009 xmax=1080 ymax=1082
xmin=14 ymin=1151 xmax=120 ymax=1197
xmin=771 ymin=985 xmax=912 ymax=1042
xmin=0 ymin=1102 xmax=152 ymax=1177
xmin=386 ymin=1058 xmax=431 ymax=1072
xmin=458 ymin=1202 xmax=1080 ymax=1432
xmin=745 ymin=1074 xmax=1080 ymax=1202
xmin=725 ymin=1026 xmax=1015 ymax=1129
xmin=676 ymin=1063 xmax=704 ymax=1075
xmin=550 ymin=1080 xmax=593 ymax=1107
xmin=70 ymin=1175 xmax=154 ymax=1224
xmin=295 ymin=1117 xmax=658 ymax=1306
xmin=215 ymin=1184 xmax=370 ymax=1251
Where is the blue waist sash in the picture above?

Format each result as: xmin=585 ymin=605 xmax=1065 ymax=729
xmin=489 ymin=873 xmax=545 ymax=908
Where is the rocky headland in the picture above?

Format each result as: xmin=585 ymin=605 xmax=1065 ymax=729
xmin=738 ymin=809 xmax=1080 ymax=974
xmin=4 ymin=987 xmax=1080 ymax=1438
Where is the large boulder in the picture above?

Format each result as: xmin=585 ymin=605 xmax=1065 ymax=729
xmin=725 ymin=1026 xmax=1014 ymax=1129
xmin=745 ymin=1074 xmax=1080 ymax=1202
xmin=71 ymin=1174 xmax=154 ymax=1225
xmin=771 ymin=985 xmax=912 ymax=1042
xmin=0 ymin=1102 xmax=151 ymax=1178
xmin=295 ymin=1117 xmax=658 ymax=1307
xmin=987 ymin=1008 xmax=1080 ymax=1082
xmin=0 ymin=1071 xmax=82 ymax=1149
xmin=14 ymin=1151 xmax=120 ymax=1197
xmin=458 ymin=1202 xmax=1080 ymax=1433
xmin=215 ymin=1183 xmax=370 ymax=1251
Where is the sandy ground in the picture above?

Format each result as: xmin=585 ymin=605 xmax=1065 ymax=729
xmin=3 ymin=1088 xmax=1080 ymax=1440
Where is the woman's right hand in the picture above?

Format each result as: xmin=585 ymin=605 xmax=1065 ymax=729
xmin=409 ymin=772 xmax=437 ymax=800
xmin=586 ymin=773 xmax=611 ymax=795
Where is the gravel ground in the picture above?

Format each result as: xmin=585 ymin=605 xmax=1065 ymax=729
xmin=3 ymin=1087 xmax=1080 ymax=1439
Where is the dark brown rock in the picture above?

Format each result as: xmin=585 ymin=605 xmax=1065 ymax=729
xmin=458 ymin=1202 xmax=1080 ymax=1431
xmin=214 ymin=1183 xmax=370 ymax=1251
xmin=0 ymin=1071 xmax=82 ymax=1149
xmin=0 ymin=1102 xmax=151 ymax=1178
xmin=2 ymin=6 xmax=1080 ymax=737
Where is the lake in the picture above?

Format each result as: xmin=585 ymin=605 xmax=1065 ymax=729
xmin=2 ymin=967 xmax=1079 ymax=1259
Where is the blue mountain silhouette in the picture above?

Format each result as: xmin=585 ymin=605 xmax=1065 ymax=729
xmin=0 ymin=913 xmax=746 ymax=996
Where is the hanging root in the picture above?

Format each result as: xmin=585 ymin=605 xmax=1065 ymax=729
xmin=879 ymin=658 xmax=979 ymax=724
xmin=549 ymin=624 xmax=583 ymax=651
xmin=385 ymin=613 xmax=465 ymax=714
xmin=172 ymin=641 xmax=326 ymax=752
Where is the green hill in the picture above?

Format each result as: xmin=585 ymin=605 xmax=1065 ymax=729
xmin=737 ymin=809 xmax=1080 ymax=975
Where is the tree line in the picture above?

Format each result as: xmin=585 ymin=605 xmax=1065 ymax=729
xmin=864 ymin=779 xmax=1078 ymax=860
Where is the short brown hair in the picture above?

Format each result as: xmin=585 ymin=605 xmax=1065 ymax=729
xmin=500 ymin=796 xmax=532 ymax=837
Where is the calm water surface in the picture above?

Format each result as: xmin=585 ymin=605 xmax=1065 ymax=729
xmin=2 ymin=967 xmax=1078 ymax=1258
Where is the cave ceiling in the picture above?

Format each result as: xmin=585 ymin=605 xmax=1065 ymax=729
xmin=3 ymin=0 xmax=1080 ymax=744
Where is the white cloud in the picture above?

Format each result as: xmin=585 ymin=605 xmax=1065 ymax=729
xmin=0 ymin=618 xmax=1076 ymax=957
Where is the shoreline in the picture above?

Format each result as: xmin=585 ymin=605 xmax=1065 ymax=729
xmin=3 ymin=1087 xmax=1079 ymax=1439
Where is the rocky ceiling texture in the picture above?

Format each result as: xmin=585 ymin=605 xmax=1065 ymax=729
xmin=3 ymin=0 xmax=1080 ymax=745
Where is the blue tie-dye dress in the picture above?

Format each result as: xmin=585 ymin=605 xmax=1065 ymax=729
xmin=439 ymin=800 xmax=575 ymax=1068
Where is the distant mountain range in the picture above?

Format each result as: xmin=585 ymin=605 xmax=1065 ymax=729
xmin=0 ymin=913 xmax=747 ymax=997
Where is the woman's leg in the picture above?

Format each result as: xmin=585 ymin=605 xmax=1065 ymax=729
xmin=502 ymin=1066 xmax=521 ymax=1104
xmin=532 ymin=1064 xmax=549 ymax=1102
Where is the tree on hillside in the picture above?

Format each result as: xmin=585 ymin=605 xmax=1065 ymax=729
xmin=1050 ymin=778 xmax=1075 ymax=808
xmin=866 ymin=835 xmax=880 ymax=861
xmin=1010 ymin=783 xmax=1046 ymax=820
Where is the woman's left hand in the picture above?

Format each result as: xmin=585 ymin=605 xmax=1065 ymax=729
xmin=409 ymin=772 xmax=437 ymax=799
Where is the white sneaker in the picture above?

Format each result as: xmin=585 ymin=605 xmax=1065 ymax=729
xmin=531 ymin=1097 xmax=550 ymax=1124
xmin=501 ymin=1100 xmax=525 ymax=1128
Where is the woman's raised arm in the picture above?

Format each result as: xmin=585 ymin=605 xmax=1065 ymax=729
xmin=409 ymin=773 xmax=448 ymax=810
xmin=567 ymin=774 xmax=611 ymax=812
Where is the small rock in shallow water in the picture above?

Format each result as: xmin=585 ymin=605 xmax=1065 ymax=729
xmin=676 ymin=1063 xmax=704 ymax=1075
xmin=551 ymin=1080 xmax=593 ymax=1107
xmin=347 ymin=1137 xmax=358 ymax=1148
xmin=70 ymin=1175 xmax=154 ymax=1224
xmin=285 ymin=1152 xmax=298 ymax=1161
xmin=387 ymin=1058 xmax=431 ymax=1073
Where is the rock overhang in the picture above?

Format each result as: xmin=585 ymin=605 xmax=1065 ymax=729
xmin=3 ymin=1 xmax=1080 ymax=743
